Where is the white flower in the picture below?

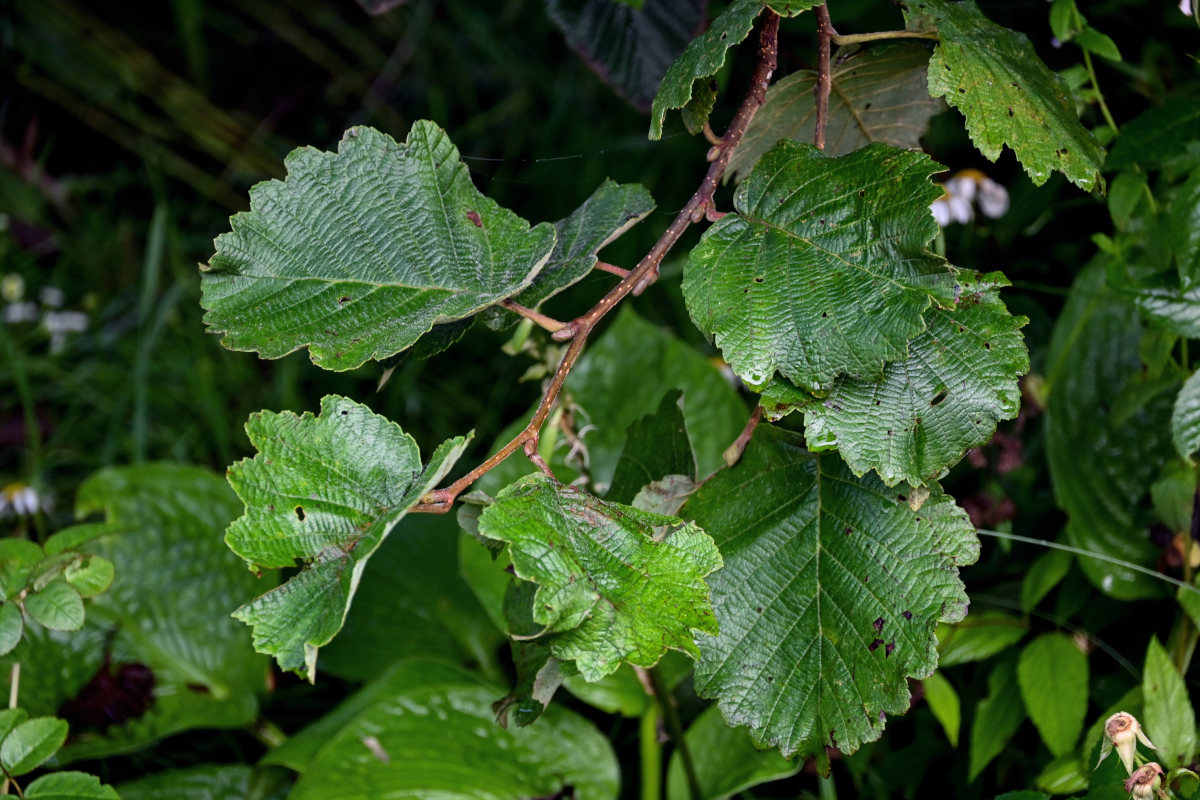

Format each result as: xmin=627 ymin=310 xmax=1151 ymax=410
xmin=42 ymin=310 xmax=88 ymax=354
xmin=1098 ymin=711 xmax=1157 ymax=774
xmin=0 ymin=483 xmax=40 ymax=518
xmin=3 ymin=302 xmax=38 ymax=324
xmin=1183 ymin=0 xmax=1193 ymax=17
xmin=930 ymin=169 xmax=1009 ymax=227
xmin=38 ymin=286 xmax=64 ymax=308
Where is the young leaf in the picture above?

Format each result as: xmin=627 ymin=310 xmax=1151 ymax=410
xmin=546 ymin=0 xmax=706 ymax=111
xmin=684 ymin=141 xmax=956 ymax=391
xmin=0 ymin=716 xmax=69 ymax=776
xmin=0 ymin=603 xmax=21 ymax=657
xmin=969 ymin=658 xmax=1027 ymax=780
xmin=905 ymin=0 xmax=1106 ymax=192
xmin=1046 ymin=265 xmax=1173 ymax=598
xmin=23 ymin=579 xmax=84 ymax=632
xmin=648 ymin=0 xmax=819 ymax=139
xmin=1017 ymin=633 xmax=1089 ymax=757
xmin=1174 ymin=370 xmax=1200 ymax=462
xmin=1021 ymin=549 xmax=1074 ymax=611
xmin=63 ymin=555 xmax=115 ymax=599
xmin=729 ymin=42 xmax=944 ymax=179
xmin=0 ymin=539 xmax=44 ymax=600
xmin=801 ymin=274 xmax=1028 ymax=486
xmin=684 ymin=426 xmax=978 ymax=765
xmin=1144 ymin=637 xmax=1197 ymax=770
xmin=25 ymin=772 xmax=119 ymax=800
xmin=226 ymin=395 xmax=470 ymax=679
xmin=201 ymin=122 xmax=556 ymax=371
xmin=484 ymin=179 xmax=655 ymax=329
xmin=476 ymin=474 xmax=721 ymax=681
xmin=666 ymin=704 xmax=801 ymax=800
xmin=923 ymin=671 xmax=961 ymax=748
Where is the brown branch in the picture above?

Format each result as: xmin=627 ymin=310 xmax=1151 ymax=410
xmin=814 ymin=4 xmax=834 ymax=151
xmin=413 ymin=11 xmax=782 ymax=513
xmin=594 ymin=260 xmax=631 ymax=278
xmin=500 ymin=299 xmax=567 ymax=333
xmin=722 ymin=405 xmax=763 ymax=468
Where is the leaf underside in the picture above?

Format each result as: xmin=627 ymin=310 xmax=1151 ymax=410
xmin=202 ymin=122 xmax=556 ymax=370
xmin=226 ymin=395 xmax=469 ymax=678
xmin=729 ymin=42 xmax=943 ymax=180
xmin=684 ymin=426 xmax=978 ymax=765
xmin=477 ymin=474 xmax=722 ymax=681
xmin=905 ymin=0 xmax=1105 ymax=191
xmin=684 ymin=140 xmax=956 ymax=392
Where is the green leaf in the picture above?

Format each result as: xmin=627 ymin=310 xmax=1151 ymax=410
xmin=116 ymin=765 xmax=256 ymax=800
xmin=1174 ymin=167 xmax=1200 ymax=286
xmin=226 ymin=394 xmax=469 ymax=679
xmin=1073 ymin=27 xmax=1121 ymax=61
xmin=1170 ymin=767 xmax=1200 ymax=798
xmin=906 ymin=0 xmax=1106 ymax=191
xmin=729 ymin=43 xmax=943 ymax=179
xmin=1085 ymin=752 xmax=1132 ymax=800
xmin=3 ymin=464 xmax=269 ymax=763
xmin=42 ymin=523 xmax=123 ymax=557
xmin=485 ymin=179 xmax=654 ymax=329
xmin=937 ymin=611 xmax=1028 ymax=667
xmin=566 ymin=307 xmax=747 ymax=484
xmin=685 ymin=426 xmax=978 ymax=763
xmin=1108 ymin=170 xmax=1147 ymax=230
xmin=969 ymin=658 xmax=1027 ymax=781
xmin=801 ymin=274 xmax=1027 ymax=486
xmin=1046 ymin=264 xmax=1172 ymax=598
xmin=477 ymin=474 xmax=721 ymax=680
xmin=201 ymin=122 xmax=557 ymax=370
xmin=25 ymin=772 xmax=120 ymax=800
xmin=1144 ymin=636 xmax=1197 ymax=770
xmin=0 ymin=603 xmax=23 ymax=657
xmin=1126 ymin=279 xmax=1200 ymax=338
xmin=1048 ymin=0 xmax=1078 ymax=42
xmin=648 ymin=0 xmax=819 ymax=139
xmin=684 ymin=141 xmax=955 ymax=391
xmin=1174 ymin=371 xmax=1200 ymax=462
xmin=63 ymin=555 xmax=114 ymax=599
xmin=666 ymin=704 xmax=800 ymax=800
xmin=1107 ymin=98 xmax=1200 ymax=171
xmin=0 ymin=539 xmax=44 ymax=600
xmin=546 ymin=0 xmax=705 ymax=111
xmin=606 ymin=389 xmax=696 ymax=504
xmin=1017 ymin=633 xmax=1088 ymax=757
xmin=272 ymin=660 xmax=620 ymax=800
xmin=1035 ymin=755 xmax=1089 ymax=795
xmin=1021 ymin=549 xmax=1074 ymax=611
xmin=0 ymin=716 xmax=69 ymax=776
xmin=0 ymin=708 xmax=27 ymax=744
xmin=24 ymin=580 xmax=84 ymax=632
xmin=317 ymin=512 xmax=503 ymax=683
xmin=923 ymin=671 xmax=961 ymax=748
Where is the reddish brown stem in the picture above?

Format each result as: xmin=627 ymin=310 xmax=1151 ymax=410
xmin=594 ymin=260 xmax=631 ymax=278
xmin=501 ymin=299 xmax=567 ymax=333
xmin=722 ymin=405 xmax=763 ymax=468
xmin=413 ymin=11 xmax=781 ymax=513
xmin=814 ymin=4 xmax=834 ymax=151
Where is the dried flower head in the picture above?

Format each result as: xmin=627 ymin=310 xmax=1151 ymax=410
xmin=1123 ymin=762 xmax=1164 ymax=799
xmin=1098 ymin=712 xmax=1157 ymax=774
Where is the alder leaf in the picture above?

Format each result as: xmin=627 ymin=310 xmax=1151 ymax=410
xmin=485 ymin=179 xmax=655 ymax=329
xmin=225 ymin=395 xmax=470 ymax=679
xmin=684 ymin=140 xmax=956 ymax=391
xmin=547 ymin=0 xmax=706 ymax=111
xmin=801 ymin=274 xmax=1028 ymax=486
xmin=201 ymin=122 xmax=556 ymax=370
xmin=904 ymin=0 xmax=1105 ymax=192
xmin=729 ymin=42 xmax=944 ymax=180
xmin=648 ymin=0 xmax=820 ymax=139
xmin=476 ymin=474 xmax=721 ymax=681
xmin=684 ymin=426 xmax=978 ymax=765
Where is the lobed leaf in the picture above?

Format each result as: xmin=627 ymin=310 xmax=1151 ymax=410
xmin=201 ymin=122 xmax=556 ymax=370
xmin=729 ymin=43 xmax=943 ymax=180
xmin=684 ymin=140 xmax=956 ymax=391
xmin=684 ymin=426 xmax=978 ymax=765
xmin=801 ymin=274 xmax=1028 ymax=486
xmin=648 ymin=0 xmax=819 ymax=139
xmin=477 ymin=474 xmax=721 ymax=681
xmin=484 ymin=179 xmax=655 ymax=329
xmin=225 ymin=394 xmax=469 ymax=679
xmin=905 ymin=0 xmax=1106 ymax=192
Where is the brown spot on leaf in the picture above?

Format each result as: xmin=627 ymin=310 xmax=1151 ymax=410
xmin=466 ymin=210 xmax=483 ymax=227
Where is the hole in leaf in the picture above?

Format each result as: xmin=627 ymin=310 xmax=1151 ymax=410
xmin=930 ymin=388 xmax=950 ymax=406
xmin=869 ymin=638 xmax=884 ymax=652
xmin=754 ymin=277 xmax=764 ymax=283
xmin=903 ymin=610 xmax=913 ymax=620
xmin=295 ymin=506 xmax=306 ymax=521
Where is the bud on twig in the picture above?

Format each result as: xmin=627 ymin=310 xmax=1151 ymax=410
xmin=1123 ymin=762 xmax=1164 ymax=799
xmin=1099 ymin=712 xmax=1157 ymax=774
